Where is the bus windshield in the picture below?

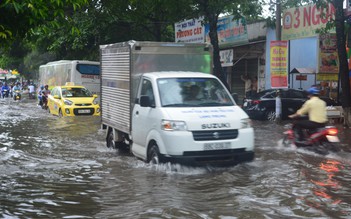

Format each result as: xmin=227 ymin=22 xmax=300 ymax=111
xmin=76 ymin=64 xmax=100 ymax=75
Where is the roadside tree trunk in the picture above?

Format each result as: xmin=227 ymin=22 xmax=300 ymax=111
xmin=332 ymin=0 xmax=351 ymax=127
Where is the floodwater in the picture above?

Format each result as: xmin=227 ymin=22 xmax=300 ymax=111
xmin=1 ymin=97 xmax=351 ymax=219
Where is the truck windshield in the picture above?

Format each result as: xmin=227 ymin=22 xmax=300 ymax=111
xmin=157 ymin=78 xmax=234 ymax=107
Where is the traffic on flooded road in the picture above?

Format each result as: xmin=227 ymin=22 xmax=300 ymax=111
xmin=1 ymin=98 xmax=351 ymax=218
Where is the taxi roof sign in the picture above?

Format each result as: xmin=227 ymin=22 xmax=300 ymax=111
xmin=65 ymin=82 xmax=75 ymax=86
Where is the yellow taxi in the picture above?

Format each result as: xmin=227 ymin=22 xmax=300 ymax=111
xmin=47 ymin=83 xmax=100 ymax=117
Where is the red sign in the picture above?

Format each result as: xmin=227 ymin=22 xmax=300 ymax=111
xmin=296 ymin=75 xmax=307 ymax=81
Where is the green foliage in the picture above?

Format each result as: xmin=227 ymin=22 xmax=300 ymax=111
xmin=1 ymin=0 xmax=266 ymax=82
xmin=0 ymin=0 xmax=88 ymax=45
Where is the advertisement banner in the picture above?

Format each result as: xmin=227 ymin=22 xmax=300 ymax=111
xmin=0 ymin=68 xmax=9 ymax=74
xmin=220 ymin=49 xmax=233 ymax=67
xmin=282 ymin=3 xmax=335 ymax=40
xmin=205 ymin=16 xmax=248 ymax=46
xmin=270 ymin=41 xmax=288 ymax=88
xmin=175 ymin=17 xmax=205 ymax=43
xmin=319 ymin=33 xmax=338 ymax=73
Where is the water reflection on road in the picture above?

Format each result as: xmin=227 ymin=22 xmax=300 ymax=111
xmin=1 ymin=98 xmax=351 ymax=218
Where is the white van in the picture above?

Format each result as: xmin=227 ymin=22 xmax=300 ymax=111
xmin=129 ymin=71 xmax=254 ymax=165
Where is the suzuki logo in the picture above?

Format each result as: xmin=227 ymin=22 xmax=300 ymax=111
xmin=213 ymin=132 xmax=220 ymax=139
xmin=201 ymin=123 xmax=230 ymax=129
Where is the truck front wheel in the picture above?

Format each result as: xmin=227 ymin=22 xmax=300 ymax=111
xmin=148 ymin=143 xmax=161 ymax=164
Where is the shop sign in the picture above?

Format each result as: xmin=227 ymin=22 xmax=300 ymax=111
xmin=220 ymin=49 xmax=233 ymax=67
xmin=205 ymin=16 xmax=248 ymax=46
xmin=282 ymin=3 xmax=335 ymax=40
xmin=270 ymin=41 xmax=288 ymax=88
xmin=175 ymin=17 xmax=205 ymax=43
xmin=319 ymin=33 xmax=338 ymax=73
xmin=316 ymin=73 xmax=338 ymax=81
xmin=296 ymin=74 xmax=307 ymax=80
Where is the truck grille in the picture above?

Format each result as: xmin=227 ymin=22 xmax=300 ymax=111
xmin=192 ymin=129 xmax=238 ymax=141
xmin=73 ymin=108 xmax=95 ymax=115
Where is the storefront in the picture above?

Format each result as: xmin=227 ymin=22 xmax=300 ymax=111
xmin=264 ymin=2 xmax=339 ymax=101
xmin=215 ymin=20 xmax=267 ymax=104
xmin=223 ymin=42 xmax=266 ymax=104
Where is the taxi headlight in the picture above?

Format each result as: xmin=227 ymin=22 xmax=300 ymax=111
xmin=93 ymin=98 xmax=99 ymax=105
xmin=241 ymin=118 xmax=251 ymax=129
xmin=64 ymin=99 xmax=73 ymax=106
xmin=161 ymin=120 xmax=187 ymax=131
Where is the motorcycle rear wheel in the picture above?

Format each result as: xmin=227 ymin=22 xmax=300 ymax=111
xmin=321 ymin=141 xmax=340 ymax=153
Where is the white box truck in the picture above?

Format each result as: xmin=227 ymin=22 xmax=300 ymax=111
xmin=100 ymin=41 xmax=254 ymax=166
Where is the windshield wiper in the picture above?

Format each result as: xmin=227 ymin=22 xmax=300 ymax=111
xmin=162 ymin=103 xmax=199 ymax=107
xmin=199 ymin=102 xmax=233 ymax=106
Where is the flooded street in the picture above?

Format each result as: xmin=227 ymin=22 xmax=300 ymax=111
xmin=1 ymin=98 xmax=351 ymax=219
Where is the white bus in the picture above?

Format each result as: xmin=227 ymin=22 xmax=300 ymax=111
xmin=39 ymin=60 xmax=100 ymax=97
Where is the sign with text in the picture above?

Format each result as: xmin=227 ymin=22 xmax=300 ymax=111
xmin=319 ymin=33 xmax=338 ymax=73
xmin=296 ymin=74 xmax=307 ymax=80
xmin=270 ymin=41 xmax=288 ymax=88
xmin=175 ymin=17 xmax=205 ymax=43
xmin=282 ymin=3 xmax=335 ymax=40
xmin=220 ymin=49 xmax=233 ymax=67
xmin=316 ymin=73 xmax=338 ymax=81
xmin=205 ymin=16 xmax=248 ymax=46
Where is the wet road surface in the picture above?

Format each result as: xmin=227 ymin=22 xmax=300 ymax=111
xmin=1 ymin=98 xmax=351 ymax=218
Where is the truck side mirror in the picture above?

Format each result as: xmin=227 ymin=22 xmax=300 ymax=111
xmin=140 ymin=95 xmax=151 ymax=107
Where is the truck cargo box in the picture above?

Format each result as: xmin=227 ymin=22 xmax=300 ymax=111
xmin=100 ymin=41 xmax=213 ymax=134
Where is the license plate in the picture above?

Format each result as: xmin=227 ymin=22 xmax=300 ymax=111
xmin=78 ymin=109 xmax=90 ymax=114
xmin=326 ymin=135 xmax=340 ymax=142
xmin=243 ymin=102 xmax=248 ymax=107
xmin=204 ymin=142 xmax=231 ymax=150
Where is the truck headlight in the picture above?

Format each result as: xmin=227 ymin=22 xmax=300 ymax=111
xmin=64 ymin=99 xmax=73 ymax=105
xmin=161 ymin=120 xmax=187 ymax=131
xmin=241 ymin=118 xmax=251 ymax=129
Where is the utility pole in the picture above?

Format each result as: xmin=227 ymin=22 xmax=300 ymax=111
xmin=274 ymin=0 xmax=283 ymax=122
xmin=276 ymin=0 xmax=282 ymax=40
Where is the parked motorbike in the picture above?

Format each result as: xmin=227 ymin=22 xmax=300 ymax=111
xmin=13 ymin=90 xmax=21 ymax=101
xmin=282 ymin=121 xmax=340 ymax=155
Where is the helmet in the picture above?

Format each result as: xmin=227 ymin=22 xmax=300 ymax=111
xmin=40 ymin=85 xmax=44 ymax=89
xmin=307 ymin=87 xmax=319 ymax=95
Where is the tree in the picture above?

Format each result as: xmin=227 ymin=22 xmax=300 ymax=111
xmin=329 ymin=0 xmax=351 ymax=127
xmin=0 ymin=0 xmax=88 ymax=78
xmin=0 ymin=0 xmax=88 ymax=46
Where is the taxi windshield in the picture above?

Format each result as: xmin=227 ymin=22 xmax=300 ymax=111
xmin=62 ymin=87 xmax=92 ymax=98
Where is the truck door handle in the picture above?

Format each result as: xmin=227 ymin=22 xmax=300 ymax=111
xmin=136 ymin=111 xmax=139 ymax=115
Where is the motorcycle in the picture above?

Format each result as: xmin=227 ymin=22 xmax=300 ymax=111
xmin=282 ymin=121 xmax=340 ymax=155
xmin=41 ymin=93 xmax=48 ymax=110
xmin=13 ymin=90 xmax=21 ymax=101
xmin=2 ymin=89 xmax=9 ymax=98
